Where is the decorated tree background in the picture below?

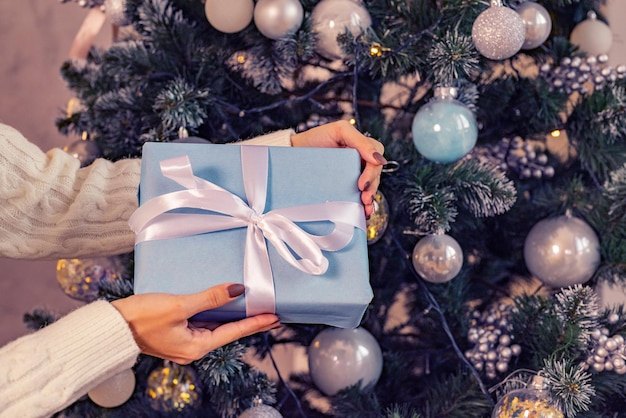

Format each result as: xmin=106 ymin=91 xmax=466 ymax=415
xmin=25 ymin=0 xmax=626 ymax=416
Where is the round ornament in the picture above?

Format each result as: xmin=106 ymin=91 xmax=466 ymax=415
xmin=205 ymin=0 xmax=254 ymax=33
xmin=63 ymin=139 xmax=102 ymax=167
xmin=310 ymin=0 xmax=372 ymax=60
xmin=492 ymin=376 xmax=564 ymax=418
xmin=367 ymin=191 xmax=389 ymax=245
xmin=523 ymin=214 xmax=600 ymax=288
xmin=516 ymin=1 xmax=552 ymax=50
xmin=411 ymin=87 xmax=478 ymax=163
xmin=239 ymin=400 xmax=283 ymax=418
xmin=472 ymin=2 xmax=526 ymax=60
xmin=88 ymin=368 xmax=136 ymax=408
xmin=56 ymin=256 xmax=125 ymax=302
xmin=308 ymin=327 xmax=383 ymax=396
xmin=146 ymin=361 xmax=200 ymax=412
xmin=412 ymin=233 xmax=464 ymax=283
xmin=253 ymin=0 xmax=303 ymax=40
xmin=570 ymin=11 xmax=612 ymax=56
xmin=104 ymin=0 xmax=131 ymax=27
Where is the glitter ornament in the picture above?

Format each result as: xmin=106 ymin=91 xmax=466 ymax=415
xmin=239 ymin=398 xmax=283 ymax=418
xmin=205 ymin=0 xmax=254 ymax=33
xmin=472 ymin=1 xmax=526 ymax=60
xmin=367 ymin=191 xmax=389 ymax=245
xmin=88 ymin=368 xmax=135 ymax=408
xmin=465 ymin=303 xmax=521 ymax=379
xmin=146 ymin=361 xmax=200 ymax=412
xmin=56 ymin=256 xmax=125 ymax=302
xmin=310 ymin=0 xmax=372 ymax=60
xmin=411 ymin=87 xmax=478 ymax=163
xmin=492 ymin=375 xmax=564 ymax=418
xmin=570 ymin=11 xmax=612 ymax=56
xmin=524 ymin=214 xmax=600 ymax=288
xmin=308 ymin=327 xmax=383 ymax=396
xmin=516 ymin=1 xmax=552 ymax=50
xmin=104 ymin=0 xmax=130 ymax=27
xmin=63 ymin=139 xmax=102 ymax=167
xmin=412 ymin=233 xmax=463 ymax=283
xmin=253 ymin=0 xmax=303 ymax=40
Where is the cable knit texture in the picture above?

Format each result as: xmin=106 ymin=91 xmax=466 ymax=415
xmin=0 ymin=301 xmax=139 ymax=418
xmin=0 ymin=124 xmax=294 ymax=417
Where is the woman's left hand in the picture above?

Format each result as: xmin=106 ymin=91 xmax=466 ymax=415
xmin=291 ymin=121 xmax=386 ymax=217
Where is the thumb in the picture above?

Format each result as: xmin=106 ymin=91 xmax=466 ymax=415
xmin=180 ymin=283 xmax=245 ymax=318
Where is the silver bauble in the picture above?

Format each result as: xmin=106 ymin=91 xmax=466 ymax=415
xmin=412 ymin=234 xmax=464 ymax=283
xmin=253 ymin=0 xmax=303 ymax=40
xmin=524 ymin=214 xmax=600 ymax=288
xmin=570 ymin=12 xmax=613 ymax=56
xmin=88 ymin=368 xmax=136 ymax=408
xmin=517 ymin=1 xmax=552 ymax=50
xmin=310 ymin=0 xmax=372 ymax=60
xmin=104 ymin=0 xmax=131 ymax=27
xmin=308 ymin=327 xmax=383 ymax=395
xmin=239 ymin=404 xmax=283 ymax=418
xmin=472 ymin=4 xmax=526 ymax=60
xmin=205 ymin=0 xmax=254 ymax=33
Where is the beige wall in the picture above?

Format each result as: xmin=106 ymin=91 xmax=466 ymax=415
xmin=0 ymin=1 xmax=625 ymax=346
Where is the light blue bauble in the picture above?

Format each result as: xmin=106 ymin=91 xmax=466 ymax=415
xmin=411 ymin=93 xmax=478 ymax=163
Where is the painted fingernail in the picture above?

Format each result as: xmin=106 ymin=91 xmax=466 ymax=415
xmin=227 ymin=284 xmax=245 ymax=298
xmin=363 ymin=181 xmax=371 ymax=191
xmin=373 ymin=152 xmax=387 ymax=165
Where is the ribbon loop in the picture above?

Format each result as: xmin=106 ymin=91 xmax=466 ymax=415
xmin=129 ymin=146 xmax=364 ymax=316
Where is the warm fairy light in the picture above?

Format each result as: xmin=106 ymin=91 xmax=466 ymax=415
xmin=237 ymin=55 xmax=246 ymax=64
xmin=550 ymin=129 xmax=561 ymax=138
xmin=370 ymin=44 xmax=382 ymax=57
xmin=349 ymin=118 xmax=356 ymax=125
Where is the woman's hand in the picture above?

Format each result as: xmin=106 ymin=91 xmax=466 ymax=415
xmin=111 ymin=283 xmax=280 ymax=364
xmin=290 ymin=120 xmax=386 ymax=218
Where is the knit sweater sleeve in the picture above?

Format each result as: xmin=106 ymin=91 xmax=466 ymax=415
xmin=0 ymin=301 xmax=140 ymax=418
xmin=0 ymin=124 xmax=293 ymax=260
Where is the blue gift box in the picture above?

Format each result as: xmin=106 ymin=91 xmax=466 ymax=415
xmin=132 ymin=142 xmax=372 ymax=328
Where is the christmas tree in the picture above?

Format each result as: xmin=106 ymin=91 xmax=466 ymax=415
xmin=40 ymin=0 xmax=626 ymax=416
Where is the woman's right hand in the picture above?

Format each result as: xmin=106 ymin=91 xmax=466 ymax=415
xmin=111 ymin=283 xmax=280 ymax=364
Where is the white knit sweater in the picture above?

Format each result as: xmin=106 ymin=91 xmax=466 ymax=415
xmin=0 ymin=123 xmax=293 ymax=417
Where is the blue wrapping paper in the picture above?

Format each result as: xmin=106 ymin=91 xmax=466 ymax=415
xmin=132 ymin=142 xmax=372 ymax=328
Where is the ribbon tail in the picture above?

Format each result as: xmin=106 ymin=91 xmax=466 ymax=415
xmin=244 ymin=226 xmax=276 ymax=315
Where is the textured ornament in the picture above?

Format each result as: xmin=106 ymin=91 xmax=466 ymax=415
xmin=56 ymin=256 xmax=125 ymax=302
xmin=104 ymin=0 xmax=131 ymax=27
xmin=308 ymin=327 xmax=383 ymax=395
xmin=205 ymin=0 xmax=254 ymax=33
xmin=585 ymin=326 xmax=626 ymax=374
xmin=472 ymin=2 xmax=526 ymax=60
xmin=524 ymin=214 xmax=600 ymax=288
xmin=88 ymin=368 xmax=135 ymax=408
xmin=310 ymin=0 xmax=372 ymax=60
xmin=516 ymin=1 xmax=552 ymax=50
xmin=412 ymin=233 xmax=463 ymax=283
xmin=253 ymin=0 xmax=303 ymax=40
xmin=146 ymin=361 xmax=200 ymax=412
xmin=239 ymin=399 xmax=283 ymax=418
xmin=492 ymin=375 xmax=564 ymax=418
xmin=412 ymin=87 xmax=478 ymax=163
xmin=367 ymin=191 xmax=389 ymax=245
xmin=63 ymin=139 xmax=102 ymax=167
xmin=570 ymin=11 xmax=613 ymax=56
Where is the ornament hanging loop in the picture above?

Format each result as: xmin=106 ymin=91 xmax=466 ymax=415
xmin=490 ymin=0 xmax=503 ymax=6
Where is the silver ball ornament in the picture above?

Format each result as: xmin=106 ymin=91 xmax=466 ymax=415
xmin=104 ymin=0 xmax=131 ymax=27
xmin=308 ymin=327 xmax=383 ymax=396
xmin=523 ymin=215 xmax=600 ymax=288
xmin=253 ymin=0 xmax=303 ymax=40
xmin=570 ymin=12 xmax=613 ymax=56
xmin=239 ymin=404 xmax=283 ymax=418
xmin=516 ymin=1 xmax=552 ymax=50
xmin=88 ymin=368 xmax=135 ymax=408
xmin=412 ymin=234 xmax=463 ymax=283
xmin=205 ymin=0 xmax=254 ymax=33
xmin=310 ymin=0 xmax=372 ymax=60
xmin=472 ymin=4 xmax=526 ymax=60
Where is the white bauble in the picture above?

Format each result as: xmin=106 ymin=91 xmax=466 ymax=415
xmin=517 ymin=1 xmax=552 ymax=50
xmin=472 ymin=4 xmax=526 ymax=60
xmin=412 ymin=234 xmax=464 ymax=283
xmin=88 ymin=369 xmax=135 ymax=408
xmin=570 ymin=11 xmax=613 ymax=56
xmin=205 ymin=0 xmax=254 ymax=33
xmin=254 ymin=0 xmax=303 ymax=40
xmin=310 ymin=0 xmax=372 ymax=60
